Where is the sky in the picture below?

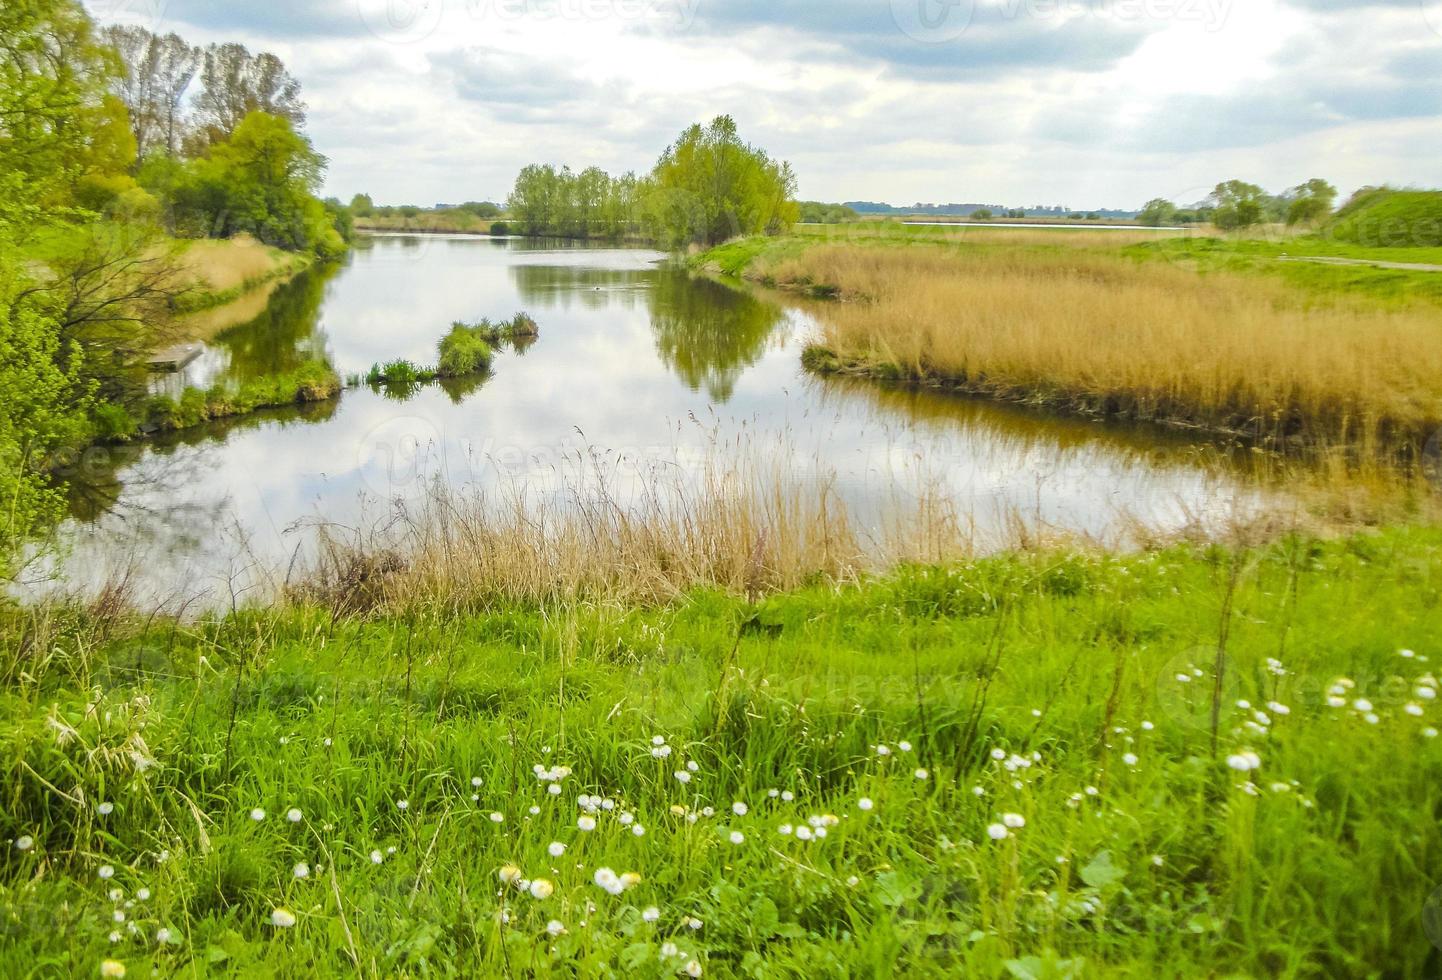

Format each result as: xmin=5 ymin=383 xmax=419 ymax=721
xmin=85 ymin=0 xmax=1442 ymax=210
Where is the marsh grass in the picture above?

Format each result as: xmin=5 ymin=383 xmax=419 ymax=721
xmin=769 ymin=244 xmax=1442 ymax=454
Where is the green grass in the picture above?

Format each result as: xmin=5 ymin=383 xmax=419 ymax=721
xmin=1125 ymin=236 xmax=1442 ymax=307
xmin=1327 ymin=189 xmax=1442 ymax=249
xmin=699 ymin=225 xmax=1442 ymax=309
xmin=138 ymin=361 xmax=341 ymax=435
xmin=4 ymin=528 xmax=1442 ymax=977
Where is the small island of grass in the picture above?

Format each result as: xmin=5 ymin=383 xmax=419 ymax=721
xmin=365 ymin=312 xmax=540 ymax=388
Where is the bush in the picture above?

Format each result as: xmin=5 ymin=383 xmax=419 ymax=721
xmin=436 ymin=325 xmax=494 ymax=378
xmin=489 ymin=221 xmax=512 ymax=236
xmin=92 ymin=402 xmax=138 ymax=442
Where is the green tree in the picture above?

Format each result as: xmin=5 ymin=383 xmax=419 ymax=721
xmin=1138 ymin=198 xmax=1178 ymax=227
xmin=0 ymin=0 xmax=123 ymax=554
xmin=1210 ymin=180 xmax=1267 ymax=231
xmin=1285 ymin=178 xmax=1337 ymax=227
xmin=644 ymin=115 xmax=798 ymax=248
xmin=349 ymin=192 xmax=374 ymax=216
xmin=189 ymin=42 xmax=305 ymax=148
xmin=181 ymin=111 xmax=343 ymax=256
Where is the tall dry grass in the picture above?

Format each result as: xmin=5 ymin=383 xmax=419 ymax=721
xmin=174 ymin=234 xmax=302 ymax=293
xmin=287 ymin=442 xmax=1235 ymax=613
xmin=779 ymin=244 xmax=1442 ymax=451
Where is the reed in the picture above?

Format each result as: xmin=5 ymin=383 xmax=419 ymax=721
xmin=773 ymin=244 xmax=1442 ymax=452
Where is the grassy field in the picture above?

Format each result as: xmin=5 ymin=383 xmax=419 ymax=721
xmin=2 ymin=527 xmax=1441 ymax=977
xmin=699 ymin=228 xmax=1442 ymax=455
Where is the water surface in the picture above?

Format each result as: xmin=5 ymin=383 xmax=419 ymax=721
xmin=36 ymin=235 xmax=1265 ymax=605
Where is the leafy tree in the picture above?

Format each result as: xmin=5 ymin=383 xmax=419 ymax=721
xmin=101 ymin=26 xmax=199 ymax=160
xmin=1138 ymin=198 xmax=1178 ymax=227
xmin=1210 ymin=180 xmax=1267 ymax=231
xmin=798 ymin=201 xmax=858 ymax=224
xmin=178 ymin=112 xmax=343 ymax=256
xmin=644 ymin=115 xmax=798 ymax=248
xmin=456 ymin=200 xmax=500 ymax=218
xmin=971 ymin=208 xmax=994 ymax=221
xmin=0 ymin=0 xmax=125 ymax=553
xmin=349 ymin=192 xmax=374 ymax=216
xmin=1285 ymin=178 xmax=1337 ymax=227
xmin=190 ymin=42 xmax=305 ymax=148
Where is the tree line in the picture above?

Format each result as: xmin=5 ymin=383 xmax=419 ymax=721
xmin=503 ymin=116 xmax=800 ymax=248
xmin=1138 ymin=179 xmax=1339 ymax=229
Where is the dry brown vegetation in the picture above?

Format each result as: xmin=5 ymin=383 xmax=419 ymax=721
xmin=775 ymin=244 xmax=1442 ymax=452
xmin=286 ymin=444 xmax=1245 ymax=613
xmin=173 ymin=234 xmax=303 ymax=292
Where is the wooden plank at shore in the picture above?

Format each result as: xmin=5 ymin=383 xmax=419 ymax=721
xmin=147 ymin=343 xmax=204 ymax=371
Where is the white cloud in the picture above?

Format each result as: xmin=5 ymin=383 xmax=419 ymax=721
xmin=84 ymin=0 xmax=1442 ymax=208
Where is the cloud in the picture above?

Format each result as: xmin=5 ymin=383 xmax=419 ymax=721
xmin=81 ymin=0 xmax=1442 ymax=209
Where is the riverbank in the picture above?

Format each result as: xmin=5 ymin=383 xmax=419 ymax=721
xmin=94 ymin=361 xmax=342 ymax=442
xmin=698 ymin=230 xmax=1442 ymax=457
xmin=169 ymin=236 xmax=313 ymax=315
xmin=3 ymin=524 xmax=1439 ymax=976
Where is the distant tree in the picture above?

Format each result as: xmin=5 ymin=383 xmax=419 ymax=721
xmin=101 ymin=26 xmax=200 ymax=160
xmin=323 ymin=197 xmax=354 ymax=242
xmin=397 ymin=204 xmax=420 ymax=219
xmin=1285 ymin=178 xmax=1337 ymax=227
xmin=507 ymin=164 xmax=561 ymax=236
xmin=798 ymin=201 xmax=859 ymax=223
xmin=1210 ymin=180 xmax=1267 ymax=231
xmin=349 ymin=192 xmax=374 ymax=216
xmin=456 ymin=200 xmax=500 ymax=218
xmin=190 ymin=43 xmax=305 ymax=148
xmin=971 ymin=208 xmax=994 ymax=220
xmin=1138 ymin=198 xmax=1178 ymax=227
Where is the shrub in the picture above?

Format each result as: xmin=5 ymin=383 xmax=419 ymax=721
xmin=92 ymin=403 xmax=138 ymax=442
xmin=436 ymin=325 xmax=494 ymax=378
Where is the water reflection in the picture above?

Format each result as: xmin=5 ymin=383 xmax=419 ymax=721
xmin=648 ymin=272 xmax=784 ymax=402
xmin=34 ymin=235 xmax=1281 ymax=605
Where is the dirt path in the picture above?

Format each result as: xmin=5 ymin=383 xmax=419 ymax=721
xmin=1279 ymin=255 xmax=1442 ymax=272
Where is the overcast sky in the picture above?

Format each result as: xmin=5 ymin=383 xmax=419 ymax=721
xmin=86 ymin=0 xmax=1442 ymax=209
